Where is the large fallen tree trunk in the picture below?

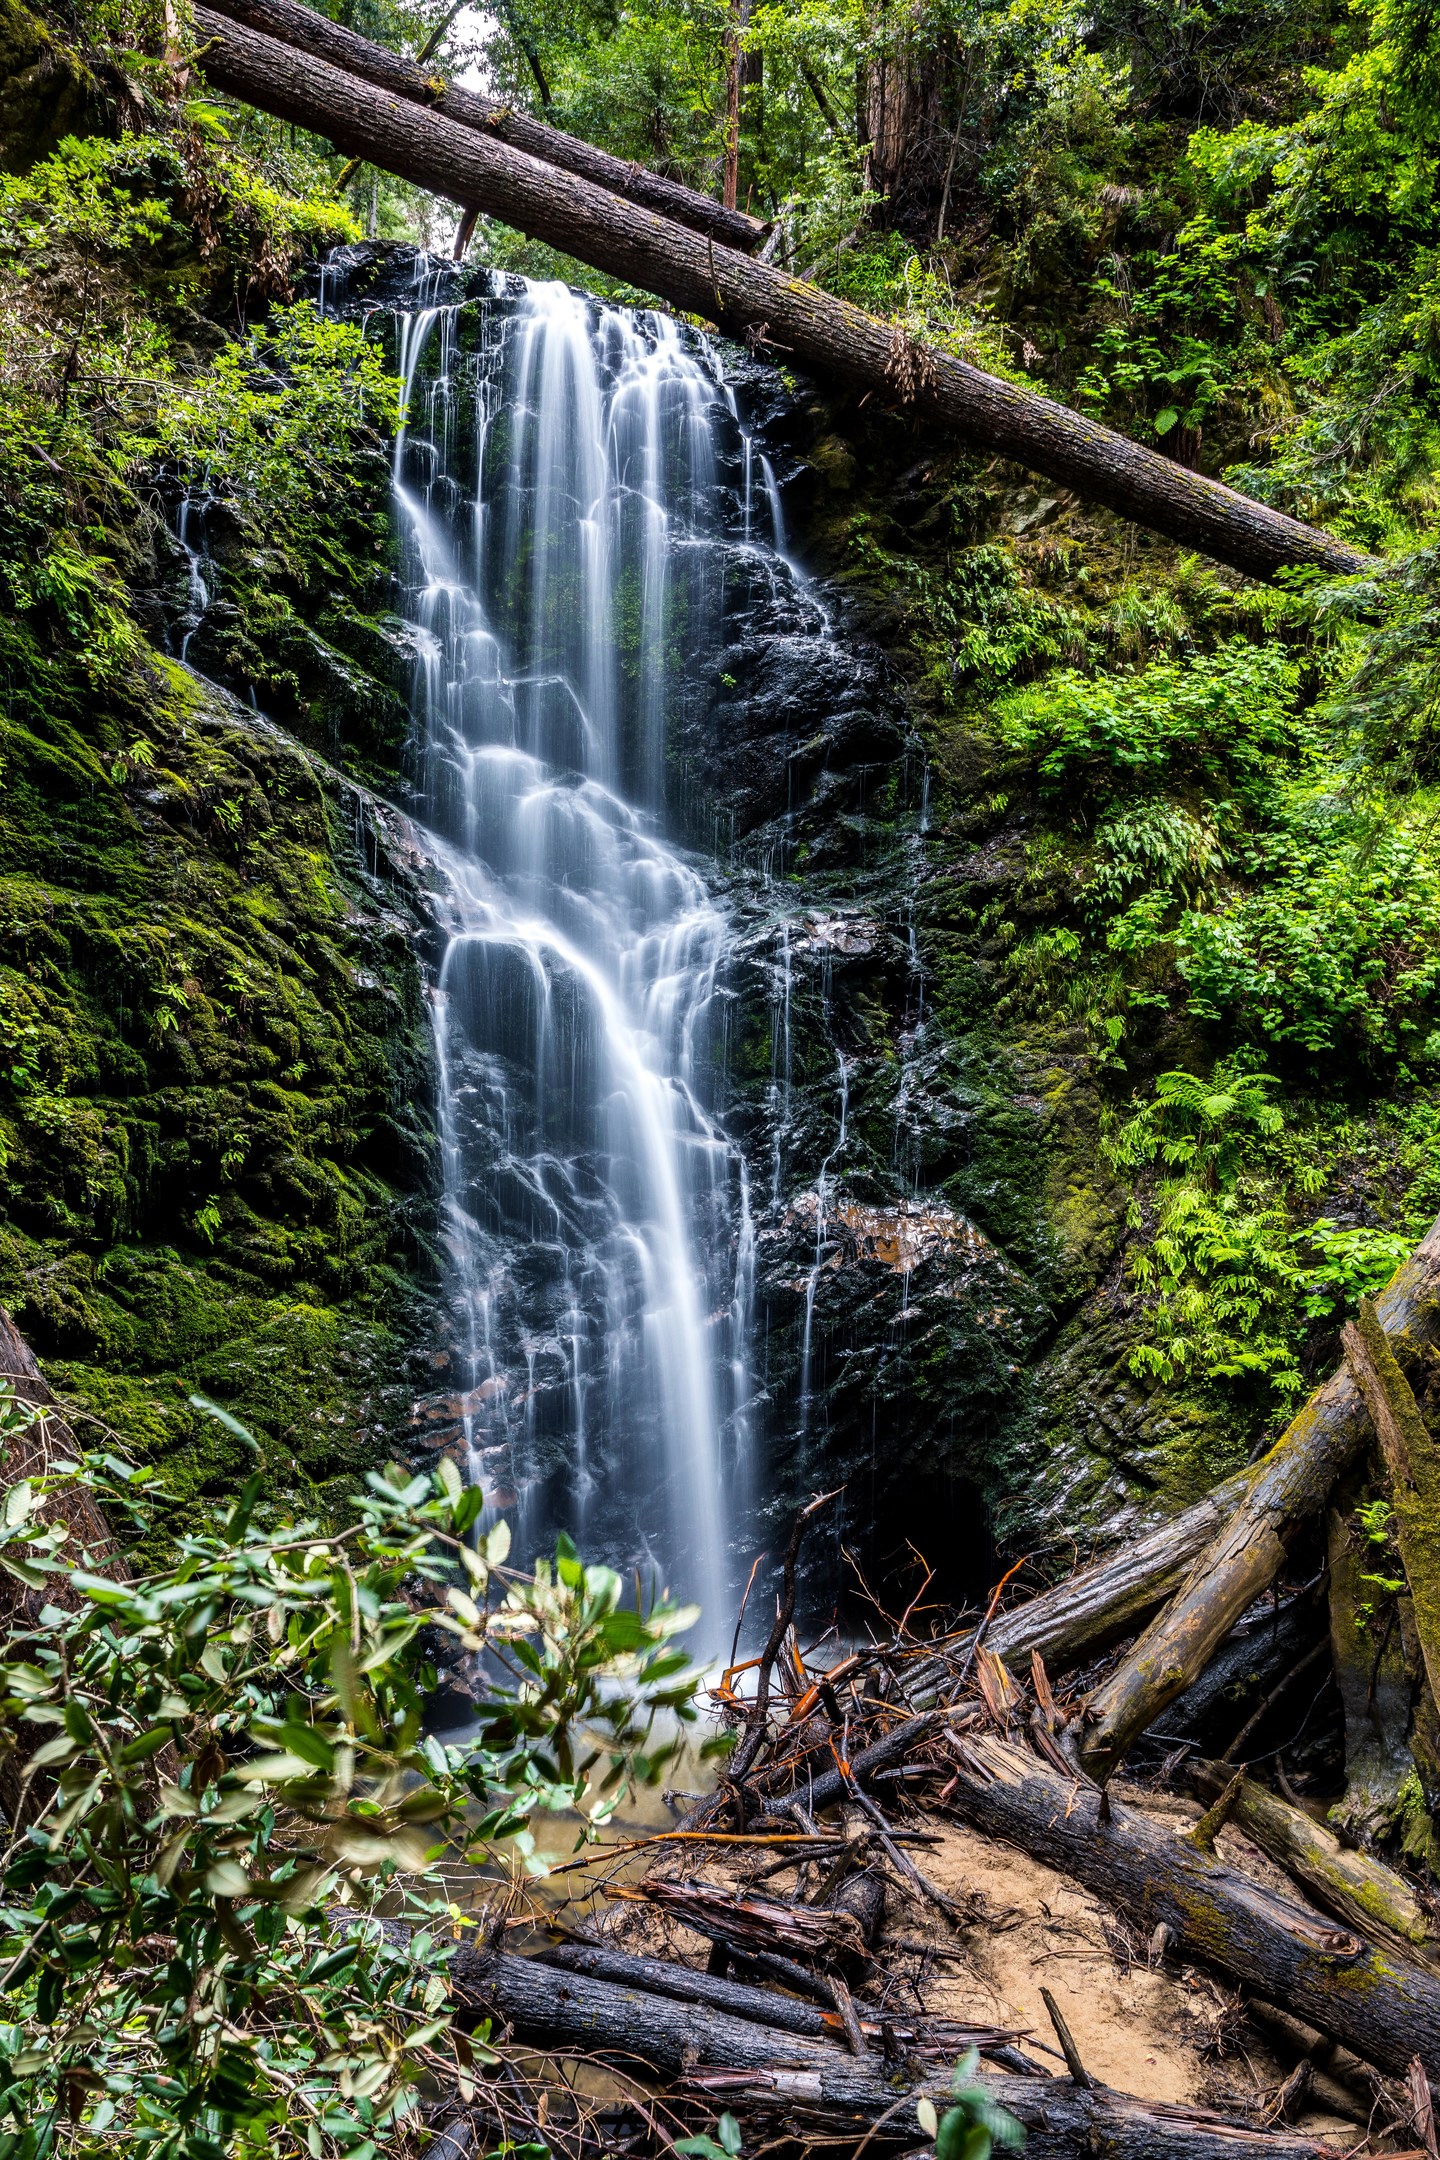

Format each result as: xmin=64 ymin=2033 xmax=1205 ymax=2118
xmin=944 ymin=1730 xmax=1440 ymax=2087
xmin=456 ymin=1946 xmax=1323 ymax=2159
xmin=192 ymin=7 xmax=1364 ymax=583
xmin=1190 ymin=1758 xmax=1440 ymax=1976
xmin=537 ymin=1939 xmax=1025 ymax=2054
xmin=901 ymin=1470 xmax=1256 ymax=1706
xmin=202 ymin=0 xmax=767 ymax=252
xmin=1079 ymin=1211 xmax=1440 ymax=1782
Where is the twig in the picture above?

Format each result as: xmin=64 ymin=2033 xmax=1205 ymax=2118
xmin=828 ymin=1971 xmax=866 ymax=2056
xmin=729 ymin=1489 xmax=842 ymax=1785
xmin=842 ymin=1771 xmax=970 ymax=1928
xmin=1039 ymin=1986 xmax=1095 ymax=2089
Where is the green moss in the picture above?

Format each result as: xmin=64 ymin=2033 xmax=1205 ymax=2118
xmin=0 ymin=652 xmax=438 ymax=1499
xmin=0 ymin=0 xmax=102 ymax=175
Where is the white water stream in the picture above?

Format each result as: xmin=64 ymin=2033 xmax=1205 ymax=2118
xmin=390 ymin=275 xmax=770 ymax=1641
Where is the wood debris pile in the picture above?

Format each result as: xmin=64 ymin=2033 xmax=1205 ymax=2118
xmin=444 ymin=1221 xmax=1440 ymax=2160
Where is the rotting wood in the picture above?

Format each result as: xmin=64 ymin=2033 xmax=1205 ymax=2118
xmin=1344 ymin=1294 xmax=1440 ymax=1709
xmin=1327 ymin=1486 xmax=1416 ymax=1844
xmin=190 ymin=7 xmax=1367 ymax=583
xmin=943 ymin=1728 xmax=1440 ymax=2087
xmin=612 ymin=1877 xmax=870 ymax=1970
xmin=202 ymin=0 xmax=767 ymax=251
xmin=1191 ymin=1758 xmax=1440 ymax=1977
xmin=1078 ymin=1210 xmax=1440 ymax=1782
xmin=453 ymin=1945 xmax=1326 ymax=2160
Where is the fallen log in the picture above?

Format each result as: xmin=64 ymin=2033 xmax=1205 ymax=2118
xmin=191 ymin=7 xmax=1365 ymax=583
xmin=943 ymin=1729 xmax=1440 ymax=2087
xmin=202 ymin=0 xmax=767 ymax=252
xmin=1344 ymin=1295 xmax=1440 ymax=1707
xmin=1079 ymin=1210 xmax=1440 ymax=1782
xmin=536 ymin=1939 xmax=853 ymax=2040
xmin=537 ymin=1939 xmax=1024 ymax=2055
xmin=1190 ymin=1759 xmax=1440 ymax=1977
xmin=455 ymin=1945 xmax=1323 ymax=2159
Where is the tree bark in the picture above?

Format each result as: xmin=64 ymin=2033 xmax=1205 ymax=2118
xmin=200 ymin=0 xmax=767 ymax=252
xmin=1326 ymin=1491 xmax=1417 ymax=1845
xmin=1078 ymin=1212 xmax=1440 ymax=1782
xmin=944 ymin=1730 xmax=1440 ymax=2088
xmin=191 ymin=6 xmax=1366 ymax=582
xmin=1344 ymin=1295 xmax=1440 ymax=1709
xmin=721 ymin=0 xmax=751 ymax=211
xmin=1190 ymin=1759 xmax=1440 ymax=1976
xmin=536 ymin=1940 xmax=852 ymax=2040
xmin=453 ymin=1945 xmax=1324 ymax=2159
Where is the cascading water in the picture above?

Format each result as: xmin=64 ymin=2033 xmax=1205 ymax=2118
xmin=387 ymin=271 xmax=774 ymax=1641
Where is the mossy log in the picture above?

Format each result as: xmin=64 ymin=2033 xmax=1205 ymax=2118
xmin=452 ymin=1945 xmax=1325 ymax=2159
xmin=1344 ymin=1296 xmax=1440 ymax=1709
xmin=1079 ymin=1213 xmax=1440 ymax=1783
xmin=201 ymin=0 xmax=767 ymax=251
xmin=943 ymin=1730 xmax=1440 ymax=2086
xmin=191 ymin=5 xmax=1365 ymax=582
xmin=1191 ymin=1759 xmax=1439 ymax=1974
xmin=1327 ymin=1491 xmax=1419 ymax=1846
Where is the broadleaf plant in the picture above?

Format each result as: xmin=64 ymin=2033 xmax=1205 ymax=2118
xmin=0 ymin=1390 xmax=703 ymax=2160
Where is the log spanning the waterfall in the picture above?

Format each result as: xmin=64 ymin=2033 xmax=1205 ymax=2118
xmin=201 ymin=0 xmax=768 ymax=254
xmin=192 ymin=7 xmax=1365 ymax=583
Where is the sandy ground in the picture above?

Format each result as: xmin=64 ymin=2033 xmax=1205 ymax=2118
xmin=598 ymin=1789 xmax=1372 ymax=2147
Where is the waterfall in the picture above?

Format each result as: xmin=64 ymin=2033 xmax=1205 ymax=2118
xmin=388 ymin=273 xmax=767 ymax=1641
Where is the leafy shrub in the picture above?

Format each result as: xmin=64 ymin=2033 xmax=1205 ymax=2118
xmin=916 ymin=2049 xmax=1025 ymax=2160
xmin=993 ymin=640 xmax=1302 ymax=806
xmin=0 ymin=1395 xmax=703 ymax=2160
xmin=1179 ymin=805 xmax=1440 ymax=1061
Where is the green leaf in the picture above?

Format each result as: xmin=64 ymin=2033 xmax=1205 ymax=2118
xmin=120 ymin=1723 xmax=174 ymax=1764
xmin=1153 ymin=406 xmax=1179 ymax=434
xmin=204 ymin=1860 xmax=252 ymax=1898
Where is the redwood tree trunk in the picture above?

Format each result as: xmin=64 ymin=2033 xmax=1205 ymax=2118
xmin=192 ymin=6 xmax=1366 ymax=582
xmin=203 ymin=0 xmax=767 ymax=251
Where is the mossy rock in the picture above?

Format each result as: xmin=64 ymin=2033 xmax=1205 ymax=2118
xmin=0 ymin=0 xmax=104 ymax=174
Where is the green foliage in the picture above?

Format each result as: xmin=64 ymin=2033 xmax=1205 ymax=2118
xmin=993 ymin=640 xmax=1302 ymax=804
xmin=916 ymin=2051 xmax=1025 ymax=2160
xmin=0 ymin=1392 xmax=702 ymax=2160
xmin=1178 ymin=797 xmax=1440 ymax=1062
xmin=675 ymin=2113 xmax=744 ymax=2160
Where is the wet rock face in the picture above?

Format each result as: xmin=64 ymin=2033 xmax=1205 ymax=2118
xmin=315 ymin=246 xmax=1152 ymax=1611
